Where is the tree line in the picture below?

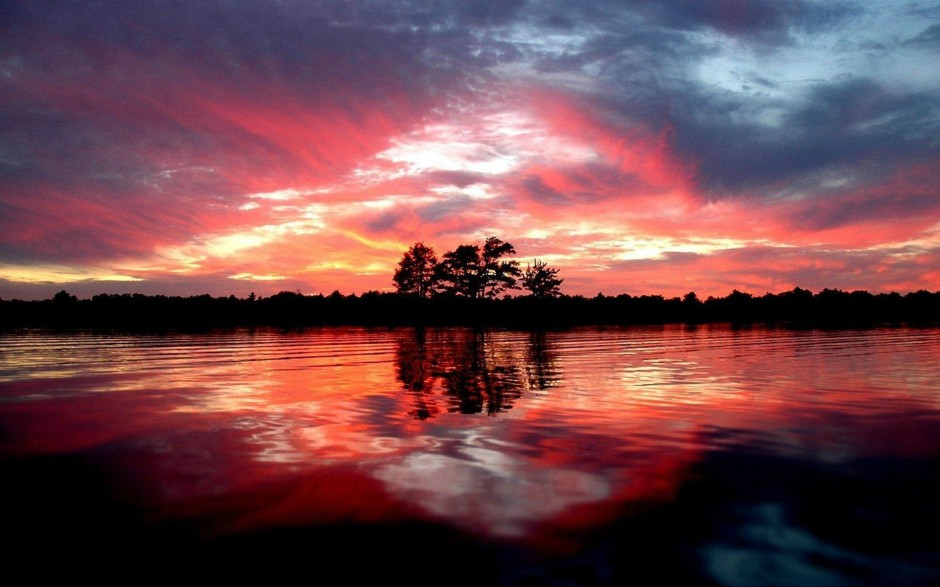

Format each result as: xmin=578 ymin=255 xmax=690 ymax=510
xmin=1 ymin=237 xmax=938 ymax=328
xmin=1 ymin=286 xmax=939 ymax=330
xmin=393 ymin=237 xmax=563 ymax=299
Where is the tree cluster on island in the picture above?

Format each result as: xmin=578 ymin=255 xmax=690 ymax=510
xmin=393 ymin=237 xmax=563 ymax=300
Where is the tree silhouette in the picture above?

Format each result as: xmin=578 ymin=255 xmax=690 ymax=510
xmin=393 ymin=242 xmax=438 ymax=298
xmin=436 ymin=237 xmax=521 ymax=299
xmin=53 ymin=290 xmax=78 ymax=304
xmin=682 ymin=291 xmax=702 ymax=308
xmin=480 ymin=236 xmax=521 ymax=298
xmin=436 ymin=244 xmax=483 ymax=298
xmin=521 ymin=259 xmax=563 ymax=299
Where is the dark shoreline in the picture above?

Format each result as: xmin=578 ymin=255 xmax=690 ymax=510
xmin=2 ymin=287 xmax=939 ymax=330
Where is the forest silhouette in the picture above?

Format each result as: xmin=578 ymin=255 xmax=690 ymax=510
xmin=2 ymin=286 xmax=939 ymax=330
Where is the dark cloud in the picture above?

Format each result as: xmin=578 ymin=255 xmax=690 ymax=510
xmin=532 ymin=0 xmax=850 ymax=36
xmin=904 ymin=23 xmax=940 ymax=46
xmin=513 ymin=164 xmax=663 ymax=207
xmin=364 ymin=210 xmax=407 ymax=233
xmin=623 ymin=0 xmax=851 ymax=40
xmin=0 ymin=0 xmax=488 ymax=164
xmin=2 ymin=1 xmax=481 ymax=73
xmin=0 ymin=0 xmax=493 ymax=260
xmin=3 ymin=0 xmax=913 ymax=210
xmin=789 ymin=185 xmax=940 ymax=231
xmin=668 ymin=78 xmax=940 ymax=195
xmin=417 ymin=2 xmax=933 ymax=209
xmin=448 ymin=2 xmax=938 ymax=206
xmin=520 ymin=175 xmax=570 ymax=205
xmin=418 ymin=195 xmax=478 ymax=222
xmin=425 ymin=171 xmax=490 ymax=188
xmin=451 ymin=0 xmax=528 ymax=26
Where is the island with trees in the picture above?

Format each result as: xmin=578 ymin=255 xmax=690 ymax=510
xmin=1 ymin=236 xmax=939 ymax=329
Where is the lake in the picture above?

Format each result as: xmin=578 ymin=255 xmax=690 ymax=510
xmin=1 ymin=325 xmax=939 ymax=585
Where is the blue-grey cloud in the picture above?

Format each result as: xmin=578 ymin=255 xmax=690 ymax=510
xmin=653 ymin=76 xmax=940 ymax=200
xmin=904 ymin=22 xmax=940 ymax=46
xmin=520 ymin=175 xmax=570 ymax=205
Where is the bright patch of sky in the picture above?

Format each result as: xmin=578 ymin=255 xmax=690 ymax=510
xmin=377 ymin=133 xmax=518 ymax=176
xmin=229 ymin=273 xmax=286 ymax=281
xmin=0 ymin=264 xmax=143 ymax=283
xmin=155 ymin=220 xmax=325 ymax=271
xmin=430 ymin=183 xmax=498 ymax=200
xmin=358 ymin=107 xmax=599 ymax=189
xmin=247 ymin=188 xmax=304 ymax=201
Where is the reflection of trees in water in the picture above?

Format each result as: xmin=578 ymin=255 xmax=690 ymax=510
xmin=395 ymin=328 xmax=560 ymax=419
xmin=395 ymin=327 xmax=440 ymax=420
xmin=442 ymin=329 xmax=523 ymax=415
xmin=524 ymin=331 xmax=559 ymax=393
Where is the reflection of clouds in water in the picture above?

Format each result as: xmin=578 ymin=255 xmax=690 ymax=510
xmin=232 ymin=416 xmax=310 ymax=465
xmin=172 ymin=381 xmax=271 ymax=413
xmin=232 ymin=409 xmax=425 ymax=465
xmin=296 ymin=422 xmax=417 ymax=460
xmin=699 ymin=503 xmax=860 ymax=586
xmin=8 ymin=327 xmax=940 ymax=541
xmin=698 ymin=496 xmax=940 ymax=585
xmin=374 ymin=432 xmax=609 ymax=537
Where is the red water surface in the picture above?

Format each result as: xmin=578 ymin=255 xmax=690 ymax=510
xmin=2 ymin=326 xmax=939 ymax=583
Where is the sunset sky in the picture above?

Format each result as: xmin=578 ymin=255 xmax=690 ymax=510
xmin=2 ymin=1 xmax=940 ymax=300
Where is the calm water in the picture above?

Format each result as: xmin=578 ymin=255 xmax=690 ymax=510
xmin=1 ymin=325 xmax=939 ymax=584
